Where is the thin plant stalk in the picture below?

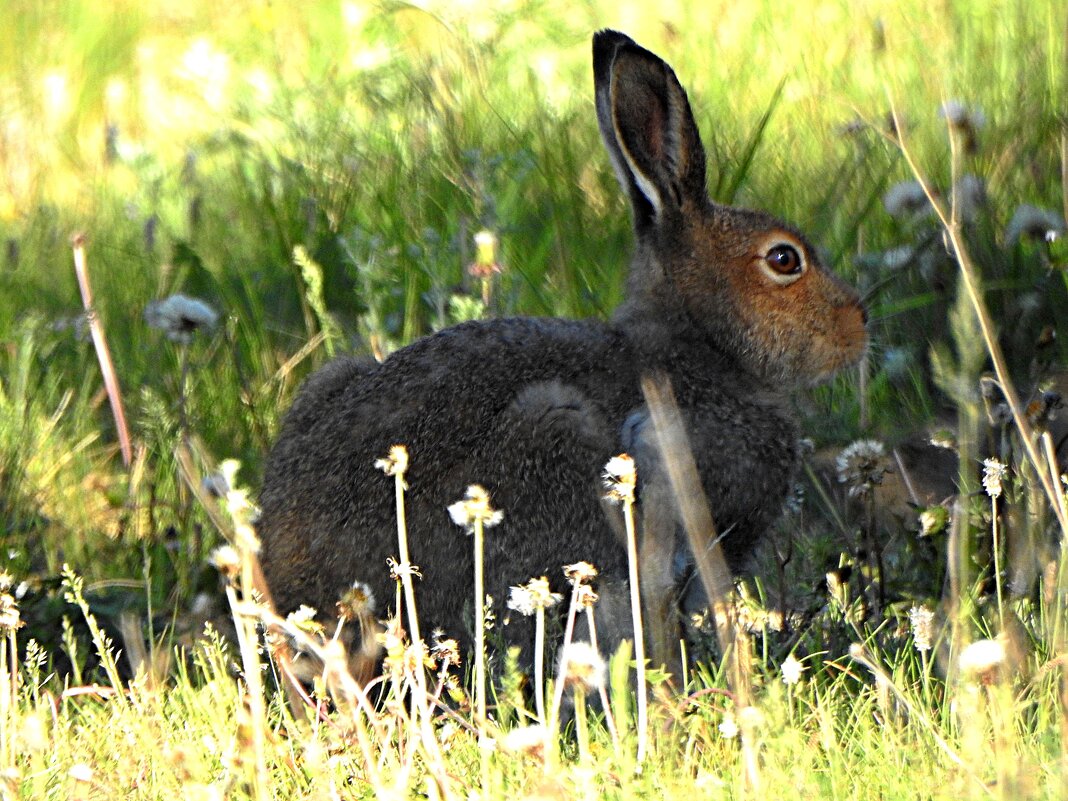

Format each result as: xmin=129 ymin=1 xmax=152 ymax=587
xmin=71 ymin=234 xmax=132 ymax=468
xmin=585 ymin=604 xmax=620 ymax=749
xmin=573 ymin=686 xmax=590 ymax=764
xmin=991 ymin=495 xmax=1004 ymax=627
xmin=549 ymin=577 xmax=582 ymax=728
xmin=473 ymin=515 xmax=487 ymax=729
xmin=383 ymin=448 xmax=449 ymax=772
xmin=621 ymin=487 xmax=648 ymax=766
xmin=534 ymin=607 xmax=546 ymax=725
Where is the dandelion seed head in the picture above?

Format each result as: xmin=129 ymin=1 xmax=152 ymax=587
xmin=559 ymin=640 xmax=605 ymax=692
xmin=286 ymin=605 xmax=324 ymax=636
xmin=603 ymin=453 xmax=636 ymax=504
xmin=940 ymin=99 xmax=985 ymax=130
xmin=336 ymin=581 xmax=375 ymax=621
xmin=781 ymin=653 xmax=805 ymax=685
xmin=144 ymin=293 xmax=219 ymax=343
xmin=836 ymin=439 xmax=888 ymax=497
xmin=431 ymin=630 xmax=461 ymax=667
xmin=564 ymin=561 xmax=598 ymax=584
xmin=959 ymin=637 xmax=1006 ymax=684
xmin=1005 ymin=204 xmax=1067 ymax=246
xmin=0 ymin=592 xmax=21 ymax=631
xmin=448 ymin=485 xmax=503 ymax=531
xmin=883 ymin=180 xmax=932 ymax=219
xmin=576 ymin=584 xmax=599 ymax=609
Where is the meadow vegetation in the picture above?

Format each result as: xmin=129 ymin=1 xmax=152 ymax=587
xmin=1 ymin=0 xmax=1067 ymax=797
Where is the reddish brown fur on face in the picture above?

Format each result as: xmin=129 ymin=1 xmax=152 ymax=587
xmin=673 ymin=203 xmax=867 ymax=384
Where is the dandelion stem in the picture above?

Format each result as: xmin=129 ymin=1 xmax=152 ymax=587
xmin=473 ymin=516 xmax=487 ymax=729
xmin=991 ymin=496 xmax=1004 ymax=627
xmin=622 ymin=490 xmax=648 ymax=766
xmin=534 ymin=608 xmax=546 ymax=725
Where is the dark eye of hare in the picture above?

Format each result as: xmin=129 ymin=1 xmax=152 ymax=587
xmin=765 ymin=244 xmax=803 ymax=275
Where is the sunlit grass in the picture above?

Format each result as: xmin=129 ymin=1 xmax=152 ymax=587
xmin=0 ymin=0 xmax=1066 ymax=798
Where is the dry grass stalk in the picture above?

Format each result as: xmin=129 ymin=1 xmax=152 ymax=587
xmin=640 ymin=374 xmax=759 ymax=791
xmin=70 ymin=233 xmax=132 ymax=468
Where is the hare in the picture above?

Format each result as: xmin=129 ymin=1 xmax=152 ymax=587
xmin=257 ymin=29 xmax=868 ymax=681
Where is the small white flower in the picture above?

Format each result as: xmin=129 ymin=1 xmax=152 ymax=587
xmin=883 ymin=181 xmax=932 ymax=219
xmin=287 ymin=605 xmax=323 ymax=635
xmin=447 ymin=485 xmax=503 ymax=531
xmin=1005 ymin=204 xmax=1066 ymax=245
xmin=718 ymin=713 xmax=739 ymax=739
xmin=982 ymin=457 xmax=1007 ymax=499
xmin=499 ymin=724 xmax=547 ymax=756
xmin=908 ymin=605 xmax=935 ymax=652
xmin=144 ymin=293 xmax=219 ymax=343
xmin=69 ymin=763 xmax=94 ymax=783
xmin=918 ymin=506 xmax=949 ymax=536
xmin=781 ymin=653 xmax=806 ymax=685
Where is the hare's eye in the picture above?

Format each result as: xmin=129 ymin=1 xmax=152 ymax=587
xmin=764 ymin=244 xmax=803 ymax=276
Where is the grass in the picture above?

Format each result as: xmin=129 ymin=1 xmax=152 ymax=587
xmin=1 ymin=0 xmax=1067 ymax=797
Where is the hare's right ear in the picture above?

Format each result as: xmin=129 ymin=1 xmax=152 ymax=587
xmin=593 ymin=30 xmax=708 ymax=232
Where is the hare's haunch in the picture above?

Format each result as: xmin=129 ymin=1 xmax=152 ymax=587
xmin=258 ymin=29 xmax=868 ymax=679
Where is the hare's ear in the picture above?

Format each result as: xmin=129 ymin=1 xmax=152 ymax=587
xmin=593 ymin=30 xmax=708 ymax=231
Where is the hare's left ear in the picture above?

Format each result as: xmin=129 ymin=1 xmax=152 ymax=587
xmin=593 ymin=29 xmax=708 ymax=232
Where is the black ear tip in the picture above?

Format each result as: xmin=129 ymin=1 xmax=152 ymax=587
xmin=592 ymin=29 xmax=635 ymax=67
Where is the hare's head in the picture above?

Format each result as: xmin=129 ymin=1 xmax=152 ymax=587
xmin=594 ymin=30 xmax=868 ymax=386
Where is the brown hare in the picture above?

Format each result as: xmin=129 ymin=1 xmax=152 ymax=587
xmin=257 ymin=29 xmax=868 ymax=681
